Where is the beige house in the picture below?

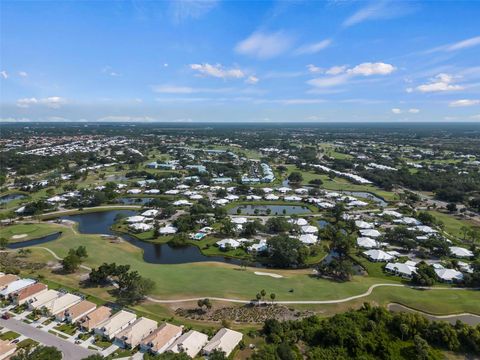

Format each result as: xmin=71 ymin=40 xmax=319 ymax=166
xmin=115 ymin=317 xmax=158 ymax=348
xmin=28 ymin=289 xmax=61 ymax=310
xmin=56 ymin=300 xmax=96 ymax=322
xmin=79 ymin=306 xmax=112 ymax=331
xmin=0 ymin=339 xmax=16 ymax=360
xmin=167 ymin=330 xmax=208 ymax=358
xmin=94 ymin=310 xmax=137 ymax=339
xmin=203 ymin=328 xmax=243 ymax=357
xmin=44 ymin=293 xmax=82 ymax=316
xmin=0 ymin=274 xmax=19 ymax=289
xmin=10 ymin=283 xmax=48 ymax=305
xmin=140 ymin=323 xmax=183 ymax=354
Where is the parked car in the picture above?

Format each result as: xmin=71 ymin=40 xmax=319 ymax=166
xmin=1 ymin=313 xmax=10 ymax=320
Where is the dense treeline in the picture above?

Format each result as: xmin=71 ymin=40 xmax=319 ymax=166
xmin=252 ymin=304 xmax=480 ymax=360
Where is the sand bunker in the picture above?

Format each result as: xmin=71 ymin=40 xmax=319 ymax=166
xmin=11 ymin=234 xmax=27 ymax=239
xmin=254 ymin=271 xmax=283 ymax=278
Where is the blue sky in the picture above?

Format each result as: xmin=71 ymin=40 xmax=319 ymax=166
xmin=1 ymin=0 xmax=480 ymax=122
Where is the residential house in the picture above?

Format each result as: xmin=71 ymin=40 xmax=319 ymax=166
xmin=167 ymin=330 xmax=208 ymax=358
xmin=0 ymin=278 xmax=36 ymax=298
xmin=140 ymin=323 xmax=183 ymax=355
xmin=28 ymin=289 xmax=61 ymax=310
xmin=202 ymin=328 xmax=243 ymax=357
xmin=10 ymin=282 xmax=48 ymax=305
xmin=94 ymin=310 xmax=137 ymax=339
xmin=115 ymin=317 xmax=158 ymax=348
xmin=0 ymin=340 xmax=16 ymax=360
xmin=79 ymin=306 xmax=112 ymax=331
xmin=0 ymin=274 xmax=19 ymax=289
xmin=57 ymin=300 xmax=96 ymax=323
xmin=46 ymin=293 xmax=82 ymax=317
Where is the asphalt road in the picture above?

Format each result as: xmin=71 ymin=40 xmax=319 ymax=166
xmin=0 ymin=318 xmax=96 ymax=360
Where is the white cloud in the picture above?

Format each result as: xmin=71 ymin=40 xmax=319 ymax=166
xmin=427 ymin=36 xmax=480 ymax=53
xmin=471 ymin=114 xmax=480 ymax=120
xmin=342 ymin=1 xmax=414 ymax=28
xmin=347 ymin=62 xmax=396 ymax=76
xmin=152 ymin=85 xmax=233 ymax=94
xmin=190 ymin=63 xmax=245 ymax=79
xmin=170 ymin=0 xmax=218 ymax=22
xmin=18 ymin=71 xmax=28 ymax=77
xmin=245 ymin=76 xmax=259 ymax=85
xmin=294 ymin=39 xmax=332 ymax=55
xmin=449 ymin=99 xmax=480 ymax=107
xmin=0 ymin=71 xmax=8 ymax=79
xmin=307 ymin=74 xmax=350 ymax=88
xmin=235 ymin=31 xmax=293 ymax=59
xmin=415 ymin=73 xmax=463 ymax=93
xmin=16 ymin=96 xmax=66 ymax=109
xmin=308 ymin=62 xmax=395 ymax=88
xmin=307 ymin=64 xmax=322 ymax=74
xmin=102 ymin=66 xmax=121 ymax=77
xmin=392 ymin=108 xmax=419 ymax=114
xmin=326 ymin=65 xmax=347 ymax=75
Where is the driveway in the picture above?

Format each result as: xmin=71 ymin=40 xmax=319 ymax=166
xmin=0 ymin=318 xmax=96 ymax=360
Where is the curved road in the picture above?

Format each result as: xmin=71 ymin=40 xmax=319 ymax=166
xmin=25 ymin=247 xmax=480 ymax=306
xmin=388 ymin=303 xmax=480 ymax=326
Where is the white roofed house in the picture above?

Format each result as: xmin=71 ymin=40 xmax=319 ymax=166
xmin=202 ymin=328 xmax=243 ymax=357
xmin=360 ymin=229 xmax=381 ymax=238
xmin=167 ymin=330 xmax=209 ymax=358
xmin=95 ymin=310 xmax=137 ymax=340
xmin=355 ymin=220 xmax=374 ymax=229
xmin=142 ymin=209 xmax=160 ymax=217
xmin=159 ymin=225 xmax=178 ymax=235
xmin=115 ymin=317 xmax=158 ymax=349
xmin=449 ymin=246 xmax=474 ymax=258
xmin=435 ymin=268 xmax=464 ymax=283
xmin=356 ymin=237 xmax=380 ymax=249
xmin=363 ymin=249 xmax=395 ymax=262
xmin=129 ymin=222 xmax=154 ymax=232
xmin=45 ymin=293 xmax=82 ymax=317
xmin=0 ymin=278 xmax=36 ymax=298
xmin=301 ymin=225 xmax=318 ymax=234
xmin=299 ymin=234 xmax=318 ymax=245
xmin=216 ymin=238 xmax=241 ymax=250
xmin=385 ymin=262 xmax=417 ymax=279
xmin=28 ymin=289 xmax=61 ymax=310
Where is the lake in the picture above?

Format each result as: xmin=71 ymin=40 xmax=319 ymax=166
xmin=341 ymin=191 xmax=388 ymax=207
xmin=229 ymin=204 xmax=312 ymax=215
xmin=0 ymin=193 xmax=27 ymax=205
xmin=8 ymin=232 xmax=62 ymax=249
xmin=58 ymin=210 xmax=251 ymax=266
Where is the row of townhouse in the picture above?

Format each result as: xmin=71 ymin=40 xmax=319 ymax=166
xmin=0 ymin=273 xmax=243 ymax=358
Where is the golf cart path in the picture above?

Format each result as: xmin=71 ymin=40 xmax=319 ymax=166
xmin=27 ymin=247 xmax=479 ymax=305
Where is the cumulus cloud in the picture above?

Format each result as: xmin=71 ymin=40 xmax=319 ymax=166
xmin=235 ymin=31 xmax=293 ymax=59
xmin=307 ymin=62 xmax=395 ymax=88
xmin=16 ymin=96 xmax=66 ymax=109
xmin=190 ymin=63 xmax=245 ymax=79
xmin=449 ymin=99 xmax=480 ymax=107
xmin=391 ymin=108 xmax=402 ymax=114
xmin=0 ymin=71 xmax=8 ymax=79
xmin=409 ymin=108 xmax=420 ymax=113
xmin=414 ymin=73 xmax=463 ymax=93
xmin=294 ymin=39 xmax=332 ymax=55
xmin=18 ymin=71 xmax=28 ymax=77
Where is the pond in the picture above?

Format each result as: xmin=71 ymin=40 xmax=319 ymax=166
xmin=0 ymin=193 xmax=27 ymax=205
xmin=8 ymin=232 xmax=62 ymax=249
xmin=229 ymin=204 xmax=312 ymax=215
xmin=341 ymin=191 xmax=388 ymax=207
xmin=317 ymin=219 xmax=329 ymax=229
xmin=58 ymin=210 xmax=254 ymax=266
xmin=117 ymin=197 xmax=155 ymax=205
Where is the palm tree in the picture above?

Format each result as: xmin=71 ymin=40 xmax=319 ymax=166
xmin=270 ymin=293 xmax=276 ymax=305
xmin=260 ymin=289 xmax=266 ymax=301
xmin=255 ymin=293 xmax=261 ymax=306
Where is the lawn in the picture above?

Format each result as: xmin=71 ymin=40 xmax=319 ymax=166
xmin=426 ymin=210 xmax=479 ymax=240
xmin=54 ymin=323 xmax=78 ymax=336
xmin=16 ymin=338 xmax=39 ymax=349
xmin=285 ymin=165 xmax=397 ymax=201
xmin=0 ymin=222 xmax=62 ymax=242
xmin=0 ymin=330 xmax=20 ymax=340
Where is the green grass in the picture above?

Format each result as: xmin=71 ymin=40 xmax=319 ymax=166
xmin=426 ymin=210 xmax=479 ymax=240
xmin=54 ymin=323 xmax=78 ymax=335
xmin=0 ymin=331 xmax=20 ymax=340
xmin=16 ymin=338 xmax=39 ymax=349
xmin=94 ymin=335 xmax=113 ymax=349
xmin=0 ymin=223 xmax=61 ymax=242
xmin=14 ymin=221 xmax=480 ymax=319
